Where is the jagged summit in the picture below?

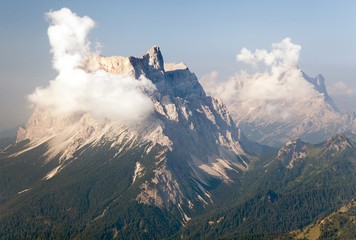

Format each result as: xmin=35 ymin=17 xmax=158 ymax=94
xmin=277 ymin=138 xmax=307 ymax=169
xmin=322 ymin=134 xmax=355 ymax=157
xmin=302 ymin=71 xmax=339 ymax=112
xmin=93 ymin=46 xmax=205 ymax=100
xmin=144 ymin=46 xmax=188 ymax=72
xmin=146 ymin=45 xmax=164 ymax=71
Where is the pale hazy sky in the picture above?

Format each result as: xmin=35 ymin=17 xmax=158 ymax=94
xmin=1 ymin=0 xmax=356 ymax=131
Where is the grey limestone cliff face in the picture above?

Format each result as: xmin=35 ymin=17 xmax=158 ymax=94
xmin=94 ymin=46 xmax=205 ymax=100
xmin=302 ymin=72 xmax=339 ymax=112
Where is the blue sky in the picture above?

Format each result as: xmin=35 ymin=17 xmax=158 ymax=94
xmin=1 ymin=0 xmax=356 ymax=130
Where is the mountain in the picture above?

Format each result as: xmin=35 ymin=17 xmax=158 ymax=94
xmin=276 ymin=138 xmax=307 ymax=169
xmin=180 ymin=134 xmax=356 ymax=239
xmin=0 ymin=46 xmax=270 ymax=238
xmin=227 ymin=70 xmax=356 ymax=147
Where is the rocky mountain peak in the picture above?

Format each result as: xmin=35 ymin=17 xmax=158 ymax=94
xmin=302 ymin=71 xmax=339 ymax=112
xmin=323 ymin=134 xmax=355 ymax=156
xmin=302 ymin=72 xmax=327 ymax=94
xmin=92 ymin=46 xmax=205 ymax=100
xmin=144 ymin=45 xmax=164 ymax=71
xmin=277 ymin=138 xmax=307 ymax=168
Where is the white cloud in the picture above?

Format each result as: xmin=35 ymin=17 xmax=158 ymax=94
xmin=329 ymin=81 xmax=354 ymax=96
xmin=28 ymin=8 xmax=156 ymax=122
xmin=236 ymin=38 xmax=301 ymax=68
xmin=200 ymin=70 xmax=241 ymax=105
xmin=200 ymin=38 xmax=318 ymax=120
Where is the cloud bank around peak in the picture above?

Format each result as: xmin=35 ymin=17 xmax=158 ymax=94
xmin=200 ymin=38 xmax=318 ymax=120
xmin=28 ymin=8 xmax=156 ymax=122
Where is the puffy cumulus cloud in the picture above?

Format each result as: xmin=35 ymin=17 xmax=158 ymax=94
xmin=236 ymin=38 xmax=301 ymax=68
xmin=329 ymin=81 xmax=355 ymax=96
xmin=200 ymin=38 xmax=319 ymax=120
xmin=46 ymin=8 xmax=94 ymax=72
xmin=28 ymin=8 xmax=156 ymax=122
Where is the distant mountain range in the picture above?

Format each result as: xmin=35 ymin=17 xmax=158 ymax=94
xmin=0 ymin=47 xmax=355 ymax=239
